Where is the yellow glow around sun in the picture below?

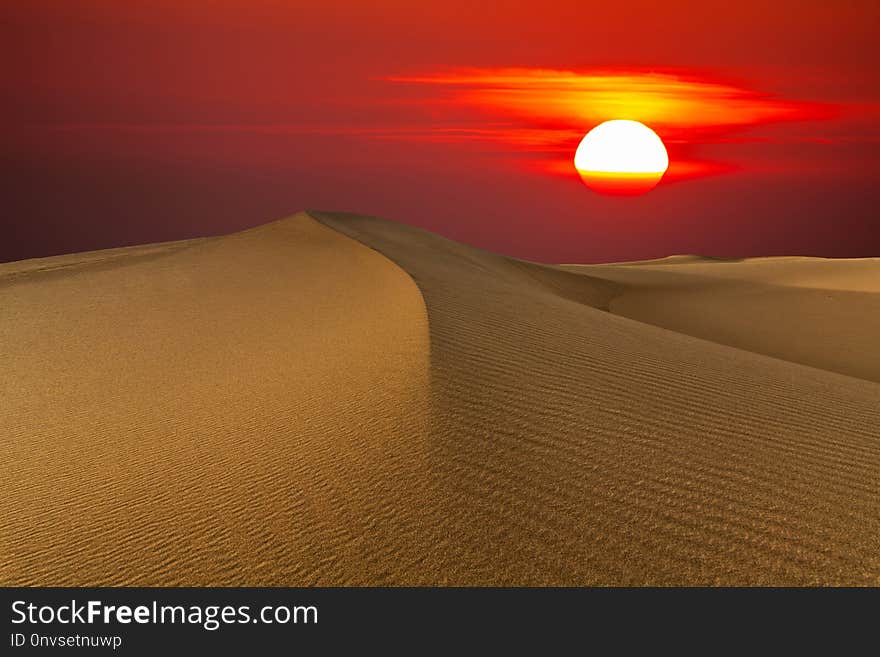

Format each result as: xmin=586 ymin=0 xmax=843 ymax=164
xmin=574 ymin=120 xmax=669 ymax=195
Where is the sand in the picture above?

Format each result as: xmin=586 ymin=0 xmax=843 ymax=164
xmin=1 ymin=215 xmax=432 ymax=585
xmin=564 ymin=256 xmax=880 ymax=383
xmin=2 ymin=211 xmax=878 ymax=585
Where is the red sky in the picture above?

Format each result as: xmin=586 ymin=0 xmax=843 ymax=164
xmin=4 ymin=1 xmax=879 ymax=263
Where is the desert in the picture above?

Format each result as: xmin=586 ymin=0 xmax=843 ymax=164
xmin=2 ymin=211 xmax=878 ymax=586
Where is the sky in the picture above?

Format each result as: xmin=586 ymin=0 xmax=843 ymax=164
xmin=4 ymin=1 xmax=879 ymax=263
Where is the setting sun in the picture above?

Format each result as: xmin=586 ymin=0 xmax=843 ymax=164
xmin=574 ymin=120 xmax=669 ymax=196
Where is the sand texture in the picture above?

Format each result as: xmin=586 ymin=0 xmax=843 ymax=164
xmin=564 ymin=256 xmax=880 ymax=383
xmin=2 ymin=211 xmax=878 ymax=585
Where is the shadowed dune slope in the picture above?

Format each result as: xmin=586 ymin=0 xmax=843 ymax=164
xmin=564 ymin=257 xmax=880 ymax=383
xmin=1 ymin=213 xmax=433 ymax=585
xmin=314 ymin=211 xmax=880 ymax=585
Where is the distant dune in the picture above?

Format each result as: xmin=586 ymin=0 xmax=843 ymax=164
xmin=563 ymin=255 xmax=880 ymax=383
xmin=2 ymin=211 xmax=878 ymax=585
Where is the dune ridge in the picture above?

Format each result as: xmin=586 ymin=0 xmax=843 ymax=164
xmin=2 ymin=210 xmax=878 ymax=585
xmin=314 ymin=211 xmax=880 ymax=585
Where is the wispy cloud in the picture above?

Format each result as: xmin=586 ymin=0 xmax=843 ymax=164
xmin=30 ymin=68 xmax=850 ymax=182
xmin=387 ymin=68 xmax=832 ymax=135
xmin=380 ymin=67 xmax=839 ymax=181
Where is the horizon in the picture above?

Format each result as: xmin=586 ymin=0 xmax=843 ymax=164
xmin=4 ymin=1 xmax=879 ymax=264
xmin=12 ymin=207 xmax=878 ymax=268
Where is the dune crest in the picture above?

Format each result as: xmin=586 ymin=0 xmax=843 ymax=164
xmin=314 ymin=211 xmax=880 ymax=585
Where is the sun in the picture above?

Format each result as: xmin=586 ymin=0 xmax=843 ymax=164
xmin=574 ymin=120 xmax=669 ymax=196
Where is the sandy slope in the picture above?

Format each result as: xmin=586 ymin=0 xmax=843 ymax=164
xmin=564 ymin=257 xmax=880 ymax=383
xmin=1 ymin=214 xmax=432 ymax=585
xmin=316 ymin=212 xmax=880 ymax=585
xmin=2 ymin=211 xmax=879 ymax=585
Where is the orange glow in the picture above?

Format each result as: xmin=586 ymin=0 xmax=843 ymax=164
xmin=387 ymin=68 xmax=835 ymax=183
xmin=577 ymin=171 xmax=665 ymax=196
xmin=537 ymin=156 xmax=736 ymax=185
xmin=574 ymin=120 xmax=669 ymax=195
xmin=389 ymin=68 xmax=831 ymax=135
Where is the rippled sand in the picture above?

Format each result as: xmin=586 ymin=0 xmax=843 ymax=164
xmin=2 ymin=211 xmax=878 ymax=585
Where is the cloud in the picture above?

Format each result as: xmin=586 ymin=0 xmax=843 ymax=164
xmin=379 ymin=67 xmax=838 ymax=181
xmin=387 ymin=68 xmax=833 ymax=138
xmin=31 ymin=67 xmax=846 ymax=182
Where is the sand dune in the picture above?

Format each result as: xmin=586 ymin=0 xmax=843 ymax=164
xmin=1 ymin=215 xmax=432 ymax=585
xmin=564 ymin=256 xmax=880 ymax=382
xmin=2 ymin=211 xmax=879 ymax=585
